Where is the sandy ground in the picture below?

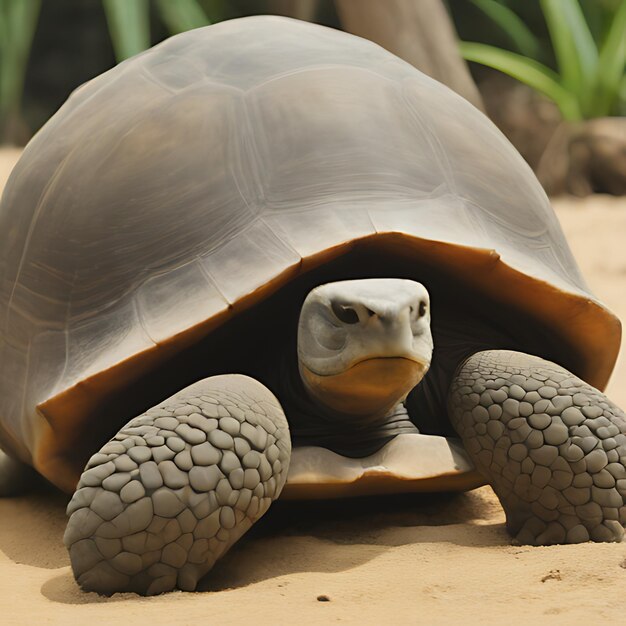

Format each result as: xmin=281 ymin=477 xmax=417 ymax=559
xmin=1 ymin=148 xmax=626 ymax=625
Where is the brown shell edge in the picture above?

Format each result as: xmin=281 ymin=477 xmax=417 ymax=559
xmin=34 ymin=232 xmax=621 ymax=492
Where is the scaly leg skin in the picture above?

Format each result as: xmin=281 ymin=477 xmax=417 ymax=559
xmin=0 ymin=449 xmax=38 ymax=496
xmin=64 ymin=374 xmax=291 ymax=595
xmin=448 ymin=350 xmax=626 ymax=545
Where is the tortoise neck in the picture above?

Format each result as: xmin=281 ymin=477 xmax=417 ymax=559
xmin=277 ymin=345 xmax=419 ymax=457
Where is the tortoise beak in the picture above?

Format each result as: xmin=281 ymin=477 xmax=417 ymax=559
xmin=300 ymin=356 xmax=428 ymax=420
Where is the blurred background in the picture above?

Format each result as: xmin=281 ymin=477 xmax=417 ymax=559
xmin=0 ymin=0 xmax=625 ymax=196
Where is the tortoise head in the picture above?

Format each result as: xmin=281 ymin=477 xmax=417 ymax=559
xmin=297 ymin=278 xmax=432 ymax=420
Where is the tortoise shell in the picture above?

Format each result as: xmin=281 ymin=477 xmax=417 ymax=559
xmin=0 ymin=16 xmax=619 ymax=491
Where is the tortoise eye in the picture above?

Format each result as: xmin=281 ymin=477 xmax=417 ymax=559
xmin=331 ymin=302 xmax=360 ymax=325
xmin=418 ymin=300 xmax=427 ymax=317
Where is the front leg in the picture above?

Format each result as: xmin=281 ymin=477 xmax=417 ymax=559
xmin=448 ymin=350 xmax=626 ymax=545
xmin=64 ymin=374 xmax=291 ymax=595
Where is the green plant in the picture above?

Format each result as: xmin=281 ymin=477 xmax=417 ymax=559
xmin=459 ymin=0 xmax=626 ymax=120
xmin=0 ymin=0 xmax=223 ymax=144
xmin=103 ymin=0 xmax=217 ymax=63
xmin=0 ymin=0 xmax=41 ymax=142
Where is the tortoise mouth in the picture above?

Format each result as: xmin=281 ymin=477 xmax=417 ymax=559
xmin=299 ymin=356 xmax=428 ymax=419
xmin=304 ymin=353 xmax=431 ymax=376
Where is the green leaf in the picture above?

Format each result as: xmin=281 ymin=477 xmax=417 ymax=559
xmin=201 ymin=0 xmax=227 ymax=23
xmin=155 ymin=0 xmax=211 ymax=34
xmin=469 ymin=0 xmax=541 ymax=59
xmin=102 ymin=0 xmax=150 ymax=62
xmin=540 ymin=0 xmax=598 ymax=108
xmin=0 ymin=0 xmax=41 ymax=123
xmin=592 ymin=0 xmax=626 ymax=115
xmin=459 ymin=42 xmax=582 ymax=120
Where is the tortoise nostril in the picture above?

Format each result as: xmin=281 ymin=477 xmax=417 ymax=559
xmin=331 ymin=301 xmax=360 ymax=325
xmin=418 ymin=300 xmax=427 ymax=317
xmin=365 ymin=307 xmax=376 ymax=318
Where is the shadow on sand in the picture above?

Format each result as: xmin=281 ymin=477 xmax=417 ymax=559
xmin=22 ymin=486 xmax=507 ymax=604
xmin=0 ymin=484 xmax=69 ymax=569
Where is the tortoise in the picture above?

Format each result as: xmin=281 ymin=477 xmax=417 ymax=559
xmin=1 ymin=15 xmax=625 ymax=596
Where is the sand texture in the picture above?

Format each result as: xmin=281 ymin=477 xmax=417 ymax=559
xmin=1 ymin=149 xmax=625 ymax=624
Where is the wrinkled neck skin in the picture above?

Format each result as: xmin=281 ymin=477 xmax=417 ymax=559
xmin=278 ymin=348 xmax=420 ymax=458
xmin=304 ymin=390 xmax=421 ymax=445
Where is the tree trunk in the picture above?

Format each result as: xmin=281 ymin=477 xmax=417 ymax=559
xmin=537 ymin=117 xmax=626 ymax=196
xmin=335 ymin=0 xmax=484 ymax=112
